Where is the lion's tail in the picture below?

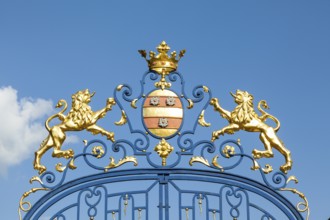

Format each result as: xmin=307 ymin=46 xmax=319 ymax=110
xmin=258 ymin=100 xmax=281 ymax=132
xmin=45 ymin=99 xmax=68 ymax=131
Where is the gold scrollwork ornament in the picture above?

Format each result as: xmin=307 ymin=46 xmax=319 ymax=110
xmin=19 ymin=188 xmax=49 ymax=220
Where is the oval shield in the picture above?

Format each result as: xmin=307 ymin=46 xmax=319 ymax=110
xmin=143 ymin=89 xmax=183 ymax=138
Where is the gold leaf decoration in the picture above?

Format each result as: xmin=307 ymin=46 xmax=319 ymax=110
xmin=203 ymin=86 xmax=209 ymax=93
xmin=115 ymin=110 xmax=128 ymax=126
xmin=104 ymin=156 xmax=138 ymax=172
xmin=262 ymin=164 xmax=273 ymax=174
xmin=92 ymin=146 xmax=105 ymax=158
xmin=187 ymin=99 xmax=194 ymax=109
xmin=223 ymin=145 xmax=235 ymax=158
xmin=250 ymin=160 xmax=261 ymax=171
xmin=131 ymin=99 xmax=138 ymax=109
xmin=189 ymin=156 xmax=210 ymax=167
xmin=198 ymin=110 xmax=211 ymax=127
xmin=29 ymin=176 xmax=43 ymax=185
xmin=55 ymin=163 xmax=66 ymax=173
xmin=116 ymin=84 xmax=124 ymax=91
xmin=286 ymin=176 xmax=299 ymax=184
xmin=212 ymin=155 xmax=224 ymax=172
xmin=68 ymin=159 xmax=77 ymax=170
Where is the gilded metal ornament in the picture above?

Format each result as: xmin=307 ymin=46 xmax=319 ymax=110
xmin=116 ymin=84 xmax=124 ymax=91
xmin=187 ymin=99 xmax=194 ymax=109
xmin=155 ymin=70 xmax=172 ymax=90
xmin=210 ymin=90 xmax=292 ymax=173
xmin=19 ymin=187 xmax=49 ymax=219
xmin=29 ymin=176 xmax=43 ymax=185
xmin=222 ymin=145 xmax=235 ymax=158
xmin=114 ymin=110 xmax=128 ymax=126
xmin=202 ymin=86 xmax=209 ymax=93
xmin=104 ymin=156 xmax=138 ymax=172
xmin=250 ymin=159 xmax=261 ymax=171
xmin=19 ymin=42 xmax=310 ymax=220
xmin=92 ymin=146 xmax=105 ymax=158
xmin=280 ymin=188 xmax=310 ymax=220
xmin=138 ymin=41 xmax=185 ymax=74
xmin=68 ymin=158 xmax=77 ymax=170
xmin=189 ymin=156 xmax=210 ymax=167
xmin=262 ymin=164 xmax=273 ymax=174
xmin=190 ymin=156 xmax=225 ymax=172
xmin=55 ymin=163 xmax=66 ymax=172
xmin=198 ymin=110 xmax=211 ymax=127
xmin=139 ymin=41 xmax=185 ymax=90
xmin=212 ymin=155 xmax=224 ymax=172
xmin=33 ymin=89 xmax=116 ymax=174
xmin=154 ymin=138 xmax=174 ymax=166
xmin=131 ymin=99 xmax=138 ymax=109
xmin=287 ymin=176 xmax=299 ymax=184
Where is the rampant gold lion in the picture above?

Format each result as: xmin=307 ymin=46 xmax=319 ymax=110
xmin=33 ymin=89 xmax=116 ymax=174
xmin=210 ymin=90 xmax=292 ymax=173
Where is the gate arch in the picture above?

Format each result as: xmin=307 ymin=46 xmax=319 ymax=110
xmin=19 ymin=41 xmax=309 ymax=220
xmin=25 ymin=169 xmax=303 ymax=220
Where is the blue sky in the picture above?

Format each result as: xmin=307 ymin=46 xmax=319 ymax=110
xmin=0 ymin=1 xmax=329 ymax=219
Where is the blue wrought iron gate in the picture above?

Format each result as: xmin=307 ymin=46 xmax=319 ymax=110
xmin=23 ymin=169 xmax=304 ymax=220
xmin=19 ymin=42 xmax=309 ymax=220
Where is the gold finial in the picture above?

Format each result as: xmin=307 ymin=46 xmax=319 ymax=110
xmin=139 ymin=41 xmax=186 ymax=74
xmin=154 ymin=138 xmax=174 ymax=166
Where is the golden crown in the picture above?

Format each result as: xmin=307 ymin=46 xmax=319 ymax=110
xmin=139 ymin=41 xmax=186 ymax=74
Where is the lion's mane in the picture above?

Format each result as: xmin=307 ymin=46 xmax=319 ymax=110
xmin=231 ymin=91 xmax=258 ymax=124
xmin=68 ymin=90 xmax=93 ymax=127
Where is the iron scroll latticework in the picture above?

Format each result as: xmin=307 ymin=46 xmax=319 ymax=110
xmin=19 ymin=41 xmax=309 ymax=220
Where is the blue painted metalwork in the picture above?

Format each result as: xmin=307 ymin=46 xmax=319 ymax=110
xmin=24 ymin=169 xmax=303 ymax=220
xmin=21 ymin=70 xmax=307 ymax=220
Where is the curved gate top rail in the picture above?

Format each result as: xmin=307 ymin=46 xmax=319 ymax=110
xmin=19 ymin=41 xmax=309 ymax=220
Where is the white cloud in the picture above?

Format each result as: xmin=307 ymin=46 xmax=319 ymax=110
xmin=0 ymin=86 xmax=79 ymax=175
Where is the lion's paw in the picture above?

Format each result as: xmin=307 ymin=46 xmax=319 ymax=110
xmin=280 ymin=163 xmax=292 ymax=174
xmin=107 ymin=132 xmax=115 ymax=142
xmin=34 ymin=164 xmax=46 ymax=175
xmin=252 ymin=149 xmax=262 ymax=159
xmin=211 ymin=131 xmax=221 ymax=142
xmin=226 ymin=130 xmax=235 ymax=135
xmin=210 ymin=98 xmax=218 ymax=106
xmin=64 ymin=149 xmax=74 ymax=159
